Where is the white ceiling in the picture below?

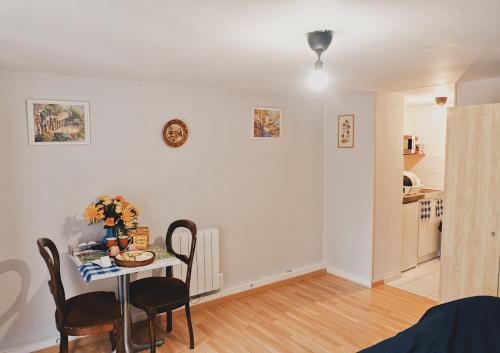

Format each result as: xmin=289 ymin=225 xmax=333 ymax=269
xmin=1 ymin=0 xmax=500 ymax=96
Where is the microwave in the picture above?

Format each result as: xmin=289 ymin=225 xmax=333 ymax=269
xmin=403 ymin=135 xmax=417 ymax=154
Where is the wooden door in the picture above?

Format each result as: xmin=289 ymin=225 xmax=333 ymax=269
xmin=440 ymin=104 xmax=500 ymax=302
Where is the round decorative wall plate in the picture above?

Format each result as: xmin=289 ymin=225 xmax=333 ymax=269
xmin=162 ymin=119 xmax=188 ymax=148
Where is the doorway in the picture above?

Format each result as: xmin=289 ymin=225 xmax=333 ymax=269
xmin=386 ymin=84 xmax=454 ymax=301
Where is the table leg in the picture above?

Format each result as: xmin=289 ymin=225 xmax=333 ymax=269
xmin=117 ymin=274 xmax=164 ymax=353
xmin=165 ymin=267 xmax=173 ymax=332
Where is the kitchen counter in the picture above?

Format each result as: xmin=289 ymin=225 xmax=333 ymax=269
xmin=403 ymin=194 xmax=424 ymax=204
xmin=403 ymin=188 xmax=444 ymax=204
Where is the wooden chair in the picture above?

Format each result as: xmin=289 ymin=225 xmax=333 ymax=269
xmin=130 ymin=219 xmax=197 ymax=352
xmin=37 ymin=238 xmax=124 ymax=353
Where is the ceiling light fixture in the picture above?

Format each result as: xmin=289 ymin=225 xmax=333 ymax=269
xmin=435 ymin=96 xmax=448 ymax=106
xmin=306 ymin=30 xmax=333 ymax=90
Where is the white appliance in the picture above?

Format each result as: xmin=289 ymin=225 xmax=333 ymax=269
xmin=403 ymin=171 xmax=423 ymax=195
xmin=402 ymin=202 xmax=419 ymax=271
xmin=401 ymin=171 xmax=424 ymax=271
xmin=171 ymin=227 xmax=220 ymax=297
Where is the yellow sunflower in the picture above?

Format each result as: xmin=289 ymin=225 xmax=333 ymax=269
xmin=124 ymin=221 xmax=135 ymax=228
xmin=83 ymin=204 xmax=104 ymax=223
xmin=121 ymin=205 xmax=137 ymax=227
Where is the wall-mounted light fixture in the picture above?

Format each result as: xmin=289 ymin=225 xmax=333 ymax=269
xmin=435 ymin=96 xmax=448 ymax=106
xmin=306 ymin=30 xmax=333 ymax=90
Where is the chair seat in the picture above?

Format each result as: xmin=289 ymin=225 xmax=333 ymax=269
xmin=130 ymin=277 xmax=188 ymax=312
xmin=62 ymin=291 xmax=121 ymax=335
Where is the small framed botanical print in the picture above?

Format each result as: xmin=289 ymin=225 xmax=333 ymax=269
xmin=27 ymin=99 xmax=90 ymax=145
xmin=252 ymin=107 xmax=282 ymax=138
xmin=338 ymin=114 xmax=354 ymax=148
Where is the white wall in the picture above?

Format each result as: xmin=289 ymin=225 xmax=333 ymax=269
xmin=372 ymin=93 xmax=404 ymax=282
xmin=404 ymin=104 xmax=447 ymax=189
xmin=405 ymin=105 xmax=447 ymax=156
xmin=457 ymin=77 xmax=500 ymax=106
xmin=324 ymin=91 xmax=376 ymax=286
xmin=0 ymin=71 xmax=324 ymax=350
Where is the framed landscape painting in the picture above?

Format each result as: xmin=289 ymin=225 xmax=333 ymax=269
xmin=338 ymin=114 xmax=354 ymax=148
xmin=27 ymin=100 xmax=90 ymax=145
xmin=252 ymin=107 xmax=282 ymax=138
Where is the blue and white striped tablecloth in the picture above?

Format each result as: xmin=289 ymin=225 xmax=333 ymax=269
xmin=78 ymin=263 xmax=121 ymax=283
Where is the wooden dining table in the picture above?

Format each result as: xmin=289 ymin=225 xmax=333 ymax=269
xmin=71 ymin=246 xmax=181 ymax=353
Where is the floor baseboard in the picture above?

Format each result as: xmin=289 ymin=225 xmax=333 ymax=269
xmin=0 ymin=335 xmax=85 ymax=353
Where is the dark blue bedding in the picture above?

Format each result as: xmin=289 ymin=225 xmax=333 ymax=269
xmin=359 ymin=296 xmax=500 ymax=353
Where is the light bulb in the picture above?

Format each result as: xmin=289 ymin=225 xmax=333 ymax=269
xmin=307 ymin=69 xmax=329 ymax=90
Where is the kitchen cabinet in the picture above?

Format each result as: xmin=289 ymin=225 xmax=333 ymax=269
xmin=402 ymin=202 xmax=419 ymax=271
xmin=440 ymin=103 xmax=500 ymax=303
xmin=417 ymin=201 xmax=441 ymax=263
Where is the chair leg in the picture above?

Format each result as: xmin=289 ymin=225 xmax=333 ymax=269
xmin=115 ymin=318 xmax=125 ymax=353
xmin=185 ymin=304 xmax=194 ymax=349
xmin=109 ymin=331 xmax=117 ymax=351
xmin=167 ymin=311 xmax=173 ymax=333
xmin=59 ymin=333 xmax=68 ymax=353
xmin=147 ymin=313 xmax=157 ymax=353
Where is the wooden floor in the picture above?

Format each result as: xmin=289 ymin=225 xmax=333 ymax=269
xmin=35 ymin=273 xmax=435 ymax=353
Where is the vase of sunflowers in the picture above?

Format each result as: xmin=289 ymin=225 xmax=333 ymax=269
xmin=84 ymin=195 xmax=139 ymax=245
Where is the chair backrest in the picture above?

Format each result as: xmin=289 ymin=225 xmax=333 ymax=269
xmin=165 ymin=220 xmax=197 ymax=293
xmin=37 ymin=238 xmax=66 ymax=325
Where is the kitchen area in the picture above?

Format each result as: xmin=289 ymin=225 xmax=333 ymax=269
xmin=387 ymin=85 xmax=453 ymax=301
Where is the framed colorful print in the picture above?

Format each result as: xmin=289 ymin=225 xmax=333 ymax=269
xmin=338 ymin=114 xmax=354 ymax=148
xmin=252 ymin=107 xmax=282 ymax=138
xmin=162 ymin=118 xmax=189 ymax=147
xmin=27 ymin=100 xmax=90 ymax=145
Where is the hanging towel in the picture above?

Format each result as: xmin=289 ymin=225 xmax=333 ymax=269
xmin=436 ymin=199 xmax=444 ymax=218
xmin=420 ymin=200 xmax=432 ymax=221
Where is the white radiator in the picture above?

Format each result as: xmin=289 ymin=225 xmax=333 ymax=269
xmin=171 ymin=227 xmax=220 ymax=297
